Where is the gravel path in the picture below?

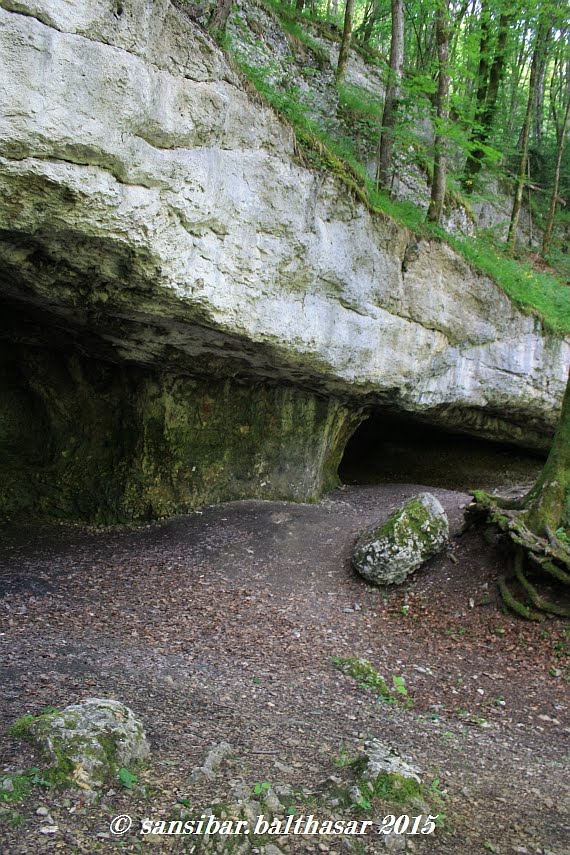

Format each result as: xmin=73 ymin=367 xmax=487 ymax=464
xmin=0 ymin=484 xmax=568 ymax=854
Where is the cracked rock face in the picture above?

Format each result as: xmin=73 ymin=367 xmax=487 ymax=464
xmin=0 ymin=0 xmax=568 ymax=520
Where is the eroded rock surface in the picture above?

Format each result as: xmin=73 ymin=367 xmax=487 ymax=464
xmin=12 ymin=699 xmax=149 ymax=790
xmin=352 ymin=492 xmax=449 ymax=585
xmin=0 ymin=0 xmax=568 ymax=521
xmin=362 ymin=739 xmax=422 ymax=784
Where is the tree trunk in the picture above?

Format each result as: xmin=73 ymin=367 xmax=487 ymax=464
xmin=359 ymin=0 xmax=379 ymax=46
xmin=507 ymin=22 xmax=549 ymax=254
xmin=427 ymin=0 xmax=450 ymax=224
xmin=462 ymin=8 xmax=510 ymax=192
xmin=543 ymin=92 xmax=570 ymax=255
xmin=296 ymin=0 xmax=305 ymax=12
xmin=209 ymin=0 xmax=232 ymax=36
xmin=525 ymin=370 xmax=570 ymax=534
xmin=376 ymin=0 xmax=404 ymax=189
xmin=336 ymin=0 xmax=355 ymax=82
xmin=533 ymin=36 xmax=550 ymax=147
xmin=507 ymin=25 xmax=531 ymax=138
xmin=466 ymin=370 xmax=570 ymax=619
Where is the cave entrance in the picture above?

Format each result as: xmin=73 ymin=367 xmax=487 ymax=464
xmin=338 ymin=412 xmax=545 ymax=492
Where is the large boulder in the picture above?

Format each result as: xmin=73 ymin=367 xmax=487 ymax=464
xmin=352 ymin=492 xmax=449 ymax=585
xmin=11 ymin=699 xmax=150 ymax=790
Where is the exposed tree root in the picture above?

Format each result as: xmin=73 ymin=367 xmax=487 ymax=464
xmin=466 ymin=492 xmax=570 ymax=620
xmin=528 ymin=552 xmax=570 ymax=585
xmin=497 ymin=575 xmax=544 ymax=621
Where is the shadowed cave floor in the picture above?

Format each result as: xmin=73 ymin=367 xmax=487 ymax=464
xmin=0 ymin=482 xmax=568 ymax=854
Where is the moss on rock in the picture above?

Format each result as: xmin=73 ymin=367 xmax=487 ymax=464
xmin=0 ymin=335 xmax=361 ymax=524
xmin=10 ymin=700 xmax=149 ymax=791
xmin=352 ymin=492 xmax=449 ymax=585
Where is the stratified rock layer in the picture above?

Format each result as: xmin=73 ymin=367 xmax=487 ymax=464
xmin=0 ymin=0 xmax=568 ymax=520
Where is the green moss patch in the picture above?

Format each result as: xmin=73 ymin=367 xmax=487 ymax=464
xmin=0 ymin=328 xmax=360 ymax=524
xmin=8 ymin=700 xmax=149 ymax=791
xmin=332 ymin=657 xmax=413 ymax=707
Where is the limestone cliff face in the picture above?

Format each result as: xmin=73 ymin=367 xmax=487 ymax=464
xmin=0 ymin=0 xmax=568 ymax=521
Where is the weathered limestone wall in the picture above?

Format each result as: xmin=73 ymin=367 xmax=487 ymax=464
xmin=0 ymin=0 xmax=568 ymax=520
xmin=1 ymin=309 xmax=358 ymax=522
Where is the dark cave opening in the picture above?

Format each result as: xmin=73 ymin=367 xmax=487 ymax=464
xmin=0 ymin=298 xmax=360 ymax=523
xmin=338 ymin=412 xmax=545 ymax=492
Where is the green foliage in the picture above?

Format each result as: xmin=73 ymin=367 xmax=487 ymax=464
xmin=333 ymin=656 xmax=391 ymax=698
xmin=224 ymin=3 xmax=570 ymax=338
xmin=117 ymin=767 xmax=138 ymax=789
xmin=332 ymin=657 xmax=413 ymax=707
xmin=443 ymin=233 xmax=570 ymax=336
xmin=337 ymin=83 xmax=382 ymax=122
xmin=283 ymin=22 xmax=329 ymax=66
xmin=0 ymin=809 xmax=24 ymax=828
xmin=334 ymin=742 xmax=352 ymax=768
xmin=8 ymin=715 xmax=37 ymax=740
xmin=353 ymin=792 xmax=372 ymax=811
xmin=0 ymin=768 xmax=54 ymax=805
xmin=0 ymin=774 xmax=32 ymax=805
xmin=349 ymin=764 xmax=445 ymax=824
xmin=392 ymin=675 xmax=409 ymax=697
xmin=371 ymin=771 xmax=422 ymax=803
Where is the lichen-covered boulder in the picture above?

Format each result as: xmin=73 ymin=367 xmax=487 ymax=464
xmin=352 ymin=492 xmax=449 ymax=585
xmin=362 ymin=740 xmax=422 ymax=784
xmin=12 ymin=699 xmax=149 ymax=790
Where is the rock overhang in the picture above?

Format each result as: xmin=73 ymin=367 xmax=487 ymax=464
xmin=0 ymin=0 xmax=569 ymax=521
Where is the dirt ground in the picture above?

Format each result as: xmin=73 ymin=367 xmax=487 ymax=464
xmin=0 ymin=482 xmax=568 ymax=854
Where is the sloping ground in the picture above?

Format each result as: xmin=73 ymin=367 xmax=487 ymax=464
xmin=0 ymin=485 xmax=568 ymax=854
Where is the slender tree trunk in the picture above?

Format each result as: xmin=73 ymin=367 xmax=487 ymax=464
xmin=533 ymin=36 xmax=551 ymax=147
xmin=527 ymin=157 xmax=533 ymax=247
xmin=543 ymin=94 xmax=570 ymax=255
xmin=427 ymin=0 xmax=451 ymax=224
xmin=377 ymin=0 xmax=404 ymax=189
xmin=209 ymin=0 xmax=232 ymax=36
xmin=462 ymin=7 xmax=510 ymax=192
xmin=449 ymin=0 xmax=471 ymax=64
xmin=336 ymin=0 xmax=355 ymax=82
xmin=507 ymin=27 xmax=531 ymax=137
xmin=525 ymin=369 xmax=570 ymax=534
xmin=508 ymin=23 xmax=549 ymax=254
xmin=360 ymin=0 xmax=379 ymax=45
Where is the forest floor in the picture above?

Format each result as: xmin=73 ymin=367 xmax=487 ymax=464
xmin=0 ymin=479 xmax=568 ymax=854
